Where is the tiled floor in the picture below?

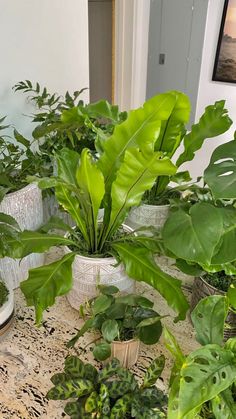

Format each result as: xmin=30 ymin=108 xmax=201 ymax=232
xmin=0 ymin=250 xmax=198 ymax=419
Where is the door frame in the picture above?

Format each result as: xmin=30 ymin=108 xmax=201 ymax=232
xmin=113 ymin=0 xmax=150 ymax=110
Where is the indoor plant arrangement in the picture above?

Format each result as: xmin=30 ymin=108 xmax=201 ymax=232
xmin=46 ymin=355 xmax=167 ymax=418
xmin=0 ymin=118 xmax=45 ymax=288
xmin=126 ymin=95 xmax=232 ymax=230
xmin=165 ymin=294 xmax=236 ymax=418
xmin=67 ymin=285 xmax=163 ymax=367
xmin=2 ymin=92 xmax=189 ymax=325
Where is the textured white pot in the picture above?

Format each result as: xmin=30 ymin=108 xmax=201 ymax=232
xmin=126 ymin=204 xmax=169 ymax=230
xmin=0 ymin=287 xmax=14 ymax=337
xmin=0 ymin=184 xmax=45 ymax=289
xmin=64 ymin=224 xmax=135 ymax=309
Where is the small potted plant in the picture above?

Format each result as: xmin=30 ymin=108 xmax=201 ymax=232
xmin=47 ymin=355 xmax=167 ymax=418
xmin=67 ymin=285 xmax=163 ymax=367
xmin=2 ymin=92 xmax=189 ymax=326
xmin=165 ymin=294 xmax=236 ymax=418
xmin=0 ymin=280 xmax=14 ymax=337
xmin=126 ymin=95 xmax=232 ymax=231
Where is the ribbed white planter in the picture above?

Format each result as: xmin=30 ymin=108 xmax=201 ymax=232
xmin=126 ymin=204 xmax=169 ymax=230
xmin=0 ymin=184 xmax=45 ymax=289
xmin=64 ymin=224 xmax=135 ymax=309
xmin=0 ymin=287 xmax=14 ymax=337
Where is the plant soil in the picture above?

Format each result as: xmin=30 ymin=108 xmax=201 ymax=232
xmin=203 ymin=271 xmax=234 ymax=293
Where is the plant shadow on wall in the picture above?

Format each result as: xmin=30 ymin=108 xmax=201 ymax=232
xmin=1 ymin=91 xmax=198 ymax=326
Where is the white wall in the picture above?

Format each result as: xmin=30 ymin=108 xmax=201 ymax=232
xmin=183 ymin=0 xmax=236 ymax=179
xmin=0 ymin=0 xmax=89 ymax=138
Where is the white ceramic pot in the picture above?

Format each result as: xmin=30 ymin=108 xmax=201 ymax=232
xmin=0 ymin=184 xmax=45 ymax=289
xmin=64 ymin=224 xmax=135 ymax=309
xmin=126 ymin=204 xmax=169 ymax=230
xmin=0 ymin=287 xmax=14 ymax=337
xmin=110 ymin=339 xmax=140 ymax=368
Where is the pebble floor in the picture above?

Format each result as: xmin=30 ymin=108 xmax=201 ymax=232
xmin=0 ymin=249 xmax=198 ymax=418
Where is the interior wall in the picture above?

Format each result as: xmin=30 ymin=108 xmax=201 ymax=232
xmin=183 ymin=0 xmax=236 ymax=179
xmin=0 ymin=0 xmax=89 ymax=139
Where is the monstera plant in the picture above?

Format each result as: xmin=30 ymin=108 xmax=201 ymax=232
xmin=2 ymin=92 xmax=190 ymax=324
xmin=166 ymin=294 xmax=236 ymax=418
xmin=47 ymin=356 xmax=167 ymax=418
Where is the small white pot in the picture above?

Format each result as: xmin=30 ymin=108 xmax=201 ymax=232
xmin=110 ymin=339 xmax=140 ymax=368
xmin=64 ymin=224 xmax=135 ymax=309
xmin=0 ymin=287 xmax=14 ymax=337
xmin=0 ymin=184 xmax=45 ymax=289
xmin=126 ymin=204 xmax=169 ymax=230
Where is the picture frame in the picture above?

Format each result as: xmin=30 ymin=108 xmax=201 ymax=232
xmin=212 ymin=0 xmax=236 ymax=83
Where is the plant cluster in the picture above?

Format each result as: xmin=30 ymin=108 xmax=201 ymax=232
xmin=47 ymin=356 xmax=167 ymax=418
xmin=0 ymin=280 xmax=9 ymax=307
xmin=67 ymin=285 xmax=163 ymax=361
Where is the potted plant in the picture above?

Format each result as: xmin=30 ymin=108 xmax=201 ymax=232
xmin=46 ymin=355 xmax=167 ymax=418
xmin=2 ymin=92 xmax=189 ymax=325
xmin=0 ymin=118 xmax=46 ymax=288
xmin=126 ymin=95 xmax=232 ymax=231
xmin=14 ymin=80 xmax=127 ymax=222
xmin=67 ymin=285 xmax=163 ymax=368
xmin=165 ymin=294 xmax=236 ymax=418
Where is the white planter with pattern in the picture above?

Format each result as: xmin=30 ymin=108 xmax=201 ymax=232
xmin=0 ymin=184 xmax=45 ymax=289
xmin=126 ymin=204 xmax=169 ymax=230
xmin=64 ymin=224 xmax=135 ymax=309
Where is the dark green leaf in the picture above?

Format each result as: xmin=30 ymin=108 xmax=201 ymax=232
xmin=98 ymin=284 xmax=120 ymax=295
xmin=64 ymin=356 xmax=85 ymax=378
xmin=46 ymin=377 xmax=94 ymax=400
xmin=93 ymin=341 xmax=111 ymax=361
xmin=92 ymin=294 xmax=113 ymax=316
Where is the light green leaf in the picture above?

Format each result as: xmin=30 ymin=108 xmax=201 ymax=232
xmin=163 ymin=203 xmax=223 ymax=265
xmin=211 ymin=207 xmax=236 ymax=264
xmin=191 ymin=295 xmax=228 ymax=346
xmin=177 ymin=100 xmax=232 ymax=167
xmin=113 ymin=242 xmax=189 ymax=321
xmin=164 ymin=327 xmax=185 ymax=369
xmin=20 ymin=252 xmax=75 ymax=324
xmin=56 ymin=147 xmax=80 ymax=185
xmin=211 ymin=389 xmax=236 ymax=419
xmin=101 ymin=319 xmax=119 ymax=342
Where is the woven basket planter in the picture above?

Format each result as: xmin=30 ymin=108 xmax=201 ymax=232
xmin=0 ymin=184 xmax=45 ymax=289
xmin=191 ymin=276 xmax=236 ymax=340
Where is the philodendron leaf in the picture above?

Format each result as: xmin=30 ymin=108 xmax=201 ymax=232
xmin=92 ymin=294 xmax=113 ymax=315
xmin=204 ymin=139 xmax=236 ymax=199
xmin=211 ymin=207 xmax=236 ymax=265
xmin=177 ymin=344 xmax=236 ymax=418
xmin=113 ymin=242 xmax=189 ymax=321
xmin=101 ymin=319 xmax=119 ymax=342
xmin=46 ymin=377 xmax=94 ymax=400
xmin=143 ymin=355 xmax=165 ymax=388
xmin=211 ymin=389 xmax=236 ymax=419
xmin=177 ymin=100 xmax=232 ymax=167
xmin=162 ymin=202 xmax=223 ymax=265
xmin=93 ymin=341 xmax=111 ymax=361
xmin=191 ymin=295 xmax=228 ymax=346
xmin=137 ymin=316 xmax=163 ymax=345
xmin=64 ymin=356 xmax=85 ymax=378
xmin=20 ymin=252 xmax=75 ymax=324
xmin=98 ymin=284 xmax=120 ymax=295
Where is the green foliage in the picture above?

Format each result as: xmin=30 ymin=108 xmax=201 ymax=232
xmin=47 ymin=356 xmax=167 ymax=418
xmin=67 ymin=287 xmax=163 ymax=361
xmin=3 ymin=92 xmax=189 ymax=324
xmin=166 ymin=295 xmax=236 ymax=418
xmin=0 ymin=211 xmax=22 ymax=257
xmin=0 ymin=280 xmax=9 ymax=307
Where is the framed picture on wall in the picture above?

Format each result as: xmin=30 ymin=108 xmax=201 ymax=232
xmin=213 ymin=0 xmax=236 ymax=83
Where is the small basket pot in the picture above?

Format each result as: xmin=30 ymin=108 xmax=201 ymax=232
xmin=0 ymin=287 xmax=14 ymax=338
xmin=109 ymin=339 xmax=140 ymax=368
xmin=191 ymin=276 xmax=236 ymax=340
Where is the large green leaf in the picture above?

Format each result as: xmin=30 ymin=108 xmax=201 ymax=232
xmin=177 ymin=344 xmax=236 ymax=418
xmin=102 ymin=148 xmax=176 ymax=242
xmin=204 ymin=139 xmax=236 ymax=199
xmin=210 ymin=207 xmax=236 ymax=265
xmin=113 ymin=242 xmax=189 ymax=321
xmin=83 ymin=100 xmax=121 ymax=122
xmin=191 ymin=295 xmax=227 ymax=346
xmin=76 ymin=149 xmax=105 ymax=251
xmin=177 ymin=100 xmax=232 ymax=167
xmin=163 ymin=203 xmax=223 ymax=265
xmin=56 ymin=147 xmax=80 ymax=185
xmin=98 ymin=92 xmax=177 ymax=191
xmin=3 ymin=230 xmax=75 ymax=258
xmin=211 ymin=389 xmax=236 ymax=419
xmin=20 ymin=252 xmax=75 ymax=324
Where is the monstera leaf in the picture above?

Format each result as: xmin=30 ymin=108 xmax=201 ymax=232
xmin=163 ymin=202 xmax=223 ymax=265
xmin=204 ymin=139 xmax=236 ymax=199
xmin=177 ymin=100 xmax=232 ymax=167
